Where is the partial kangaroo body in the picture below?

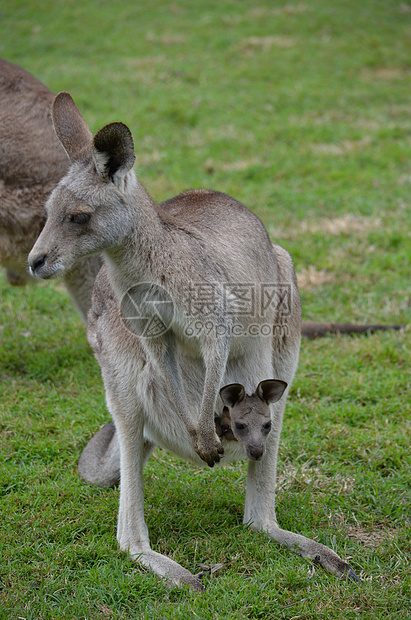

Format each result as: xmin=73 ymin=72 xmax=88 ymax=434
xmin=29 ymin=92 xmax=358 ymax=590
xmin=0 ymin=58 xmax=100 ymax=319
xmin=78 ymin=379 xmax=287 ymax=487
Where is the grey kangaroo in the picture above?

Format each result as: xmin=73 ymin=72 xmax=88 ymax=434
xmin=0 ymin=58 xmax=100 ymax=319
xmin=29 ymin=92 xmax=359 ymax=590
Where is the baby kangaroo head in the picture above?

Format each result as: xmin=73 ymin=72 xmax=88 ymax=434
xmin=29 ymin=92 xmax=136 ymax=280
xmin=219 ymin=379 xmax=287 ymax=461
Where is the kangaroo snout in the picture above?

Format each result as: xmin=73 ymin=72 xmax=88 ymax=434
xmin=247 ymin=445 xmax=265 ymax=461
xmin=28 ymin=248 xmax=63 ymax=280
xmin=29 ymin=252 xmax=47 ymax=276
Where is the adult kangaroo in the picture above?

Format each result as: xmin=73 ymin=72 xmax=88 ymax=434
xmin=0 ymin=58 xmax=100 ymax=319
xmin=29 ymin=92 xmax=358 ymax=590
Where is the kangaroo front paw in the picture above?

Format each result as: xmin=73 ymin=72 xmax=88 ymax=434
xmin=193 ymin=432 xmax=224 ymax=467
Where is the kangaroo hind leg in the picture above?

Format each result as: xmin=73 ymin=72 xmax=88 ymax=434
xmin=109 ymin=394 xmax=204 ymax=592
xmin=244 ymin=437 xmax=359 ymax=581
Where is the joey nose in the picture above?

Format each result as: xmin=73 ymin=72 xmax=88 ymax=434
xmin=248 ymin=446 xmax=264 ymax=461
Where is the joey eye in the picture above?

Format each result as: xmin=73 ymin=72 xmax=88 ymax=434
xmin=70 ymin=212 xmax=91 ymax=225
xmin=235 ymin=423 xmax=246 ymax=431
xmin=263 ymin=421 xmax=272 ymax=431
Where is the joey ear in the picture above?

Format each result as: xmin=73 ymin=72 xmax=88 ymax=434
xmin=92 ymin=122 xmax=135 ymax=182
xmin=52 ymin=92 xmax=93 ymax=162
xmin=220 ymin=408 xmax=232 ymax=427
xmin=257 ymin=379 xmax=287 ymax=404
xmin=219 ymin=383 xmax=245 ymax=408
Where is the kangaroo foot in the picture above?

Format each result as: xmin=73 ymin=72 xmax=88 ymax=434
xmin=290 ymin=533 xmax=360 ymax=581
xmin=127 ymin=547 xmax=205 ymax=591
xmin=261 ymin=525 xmax=360 ymax=582
xmin=311 ymin=548 xmax=360 ymax=582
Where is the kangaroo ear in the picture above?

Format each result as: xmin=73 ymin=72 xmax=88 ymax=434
xmin=52 ymin=92 xmax=93 ymax=162
xmin=257 ymin=379 xmax=287 ymax=404
xmin=92 ymin=122 xmax=135 ymax=183
xmin=220 ymin=383 xmax=245 ymax=408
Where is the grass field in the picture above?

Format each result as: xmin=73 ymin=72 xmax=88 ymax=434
xmin=0 ymin=0 xmax=410 ymax=618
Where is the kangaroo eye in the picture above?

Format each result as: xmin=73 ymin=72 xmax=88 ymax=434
xmin=264 ymin=421 xmax=272 ymax=431
xmin=235 ymin=423 xmax=246 ymax=431
xmin=70 ymin=212 xmax=91 ymax=225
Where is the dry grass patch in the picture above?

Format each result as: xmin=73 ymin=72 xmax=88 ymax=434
xmin=299 ymin=214 xmax=381 ymax=236
xmin=248 ymin=4 xmax=309 ymax=17
xmin=223 ymin=4 xmax=308 ymax=24
xmin=311 ymin=136 xmax=372 ymax=155
xmin=137 ymin=150 xmax=164 ymax=167
xmin=186 ymin=124 xmax=250 ymax=148
xmin=347 ymin=526 xmax=397 ymax=549
xmin=289 ymin=111 xmax=411 ymax=132
xmin=203 ymin=157 xmax=263 ymax=174
xmin=123 ymin=55 xmax=167 ymax=68
xmin=239 ymin=36 xmax=297 ymax=54
xmin=360 ymin=67 xmax=411 ymax=81
xmin=272 ymin=214 xmax=382 ymax=240
xmin=296 ymin=266 xmax=335 ymax=290
xmin=277 ymin=462 xmax=356 ymax=494
xmin=145 ymin=32 xmax=187 ymax=45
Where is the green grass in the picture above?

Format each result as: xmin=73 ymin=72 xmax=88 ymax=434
xmin=0 ymin=0 xmax=410 ymax=617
